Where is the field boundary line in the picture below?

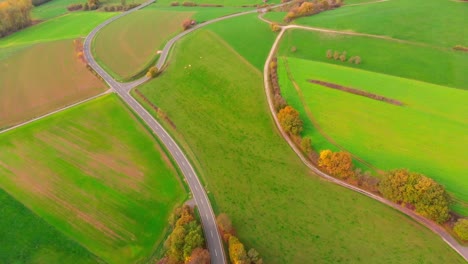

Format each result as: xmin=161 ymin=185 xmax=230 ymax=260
xmin=0 ymin=89 xmax=111 ymax=135
xmin=262 ymin=24 xmax=468 ymax=262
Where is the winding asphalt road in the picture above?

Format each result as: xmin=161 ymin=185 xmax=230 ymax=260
xmin=83 ymin=1 xmax=273 ymax=263
xmin=261 ymin=19 xmax=468 ymax=262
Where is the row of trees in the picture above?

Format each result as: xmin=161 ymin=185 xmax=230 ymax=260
xmin=159 ymin=206 xmax=210 ymax=264
xmin=326 ymin=50 xmax=362 ymax=64
xmin=216 ymin=214 xmax=263 ymax=264
xmin=0 ymin=0 xmax=32 ymax=38
xmin=284 ymin=0 xmax=342 ymax=22
xmin=379 ymin=169 xmax=451 ymax=223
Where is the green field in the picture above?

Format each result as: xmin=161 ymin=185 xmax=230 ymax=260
xmin=93 ymin=6 xmax=252 ymax=81
xmin=277 ymin=29 xmax=468 ymax=89
xmin=135 ymin=25 xmax=465 ymax=263
xmin=265 ymin=0 xmax=468 ymax=48
xmin=277 ymin=57 xmax=468 ymax=215
xmin=0 ymin=94 xmax=186 ymax=263
xmin=0 ymin=188 xmax=101 ymax=264
xmin=155 ymin=0 xmax=279 ymax=6
xmin=0 ymin=39 xmax=105 ymax=130
xmin=0 ymin=12 xmax=116 ymax=48
xmin=32 ymin=0 xmax=145 ymax=20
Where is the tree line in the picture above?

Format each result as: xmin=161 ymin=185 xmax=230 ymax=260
xmin=0 ymin=0 xmax=32 ymax=38
xmin=268 ymin=55 xmax=465 ymax=235
xmin=158 ymin=205 xmax=210 ymax=264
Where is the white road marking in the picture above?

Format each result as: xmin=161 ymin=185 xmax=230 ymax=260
xmin=210 ymin=230 xmax=214 ymax=238
xmin=215 ymin=249 xmax=218 ymax=257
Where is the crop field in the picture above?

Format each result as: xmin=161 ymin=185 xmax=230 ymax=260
xmin=0 ymin=12 xmax=116 ymax=48
xmin=0 ymin=39 xmax=105 ymax=130
xmin=265 ymin=0 xmax=467 ymax=48
xmin=277 ymin=29 xmax=468 ymax=89
xmin=93 ymin=9 xmax=194 ymax=80
xmin=32 ymin=0 xmax=145 ymax=20
xmin=277 ymin=57 xmax=468 ymax=215
xmin=0 ymin=94 xmax=186 ymax=263
xmin=0 ymin=188 xmax=101 ymax=264
xmin=93 ymin=7 xmax=253 ymax=81
xmin=135 ymin=28 xmax=465 ymax=263
xmin=155 ymin=0 xmax=279 ymax=6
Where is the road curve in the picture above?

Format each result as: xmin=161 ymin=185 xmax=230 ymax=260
xmin=261 ymin=25 xmax=468 ymax=262
xmin=83 ymin=1 xmax=228 ymax=263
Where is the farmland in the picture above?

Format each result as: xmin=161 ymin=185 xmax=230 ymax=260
xmin=277 ymin=29 xmax=468 ymax=89
xmin=93 ymin=6 xmax=251 ymax=81
xmin=277 ymin=57 xmax=468 ymax=214
xmin=135 ymin=25 xmax=465 ymax=263
xmin=0 ymin=188 xmax=101 ymax=264
xmin=0 ymin=39 xmax=105 ymax=130
xmin=0 ymin=94 xmax=186 ymax=263
xmin=265 ymin=0 xmax=467 ymax=48
xmin=155 ymin=0 xmax=280 ymax=6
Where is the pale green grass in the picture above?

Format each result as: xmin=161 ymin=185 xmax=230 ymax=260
xmin=278 ymin=29 xmax=468 ymax=90
xmin=277 ymin=57 xmax=468 ymax=215
xmin=266 ymin=0 xmax=468 ymax=47
xmin=0 ymin=188 xmax=101 ymax=264
xmin=136 ymin=28 xmax=465 ymax=263
xmin=155 ymin=0 xmax=279 ymax=6
xmin=0 ymin=12 xmax=116 ymax=48
xmin=0 ymin=94 xmax=186 ymax=264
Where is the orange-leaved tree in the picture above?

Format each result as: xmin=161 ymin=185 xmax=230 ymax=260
xmin=318 ymin=150 xmax=354 ymax=179
xmin=277 ymin=106 xmax=303 ymax=135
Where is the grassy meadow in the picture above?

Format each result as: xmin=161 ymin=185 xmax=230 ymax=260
xmin=93 ymin=6 xmax=252 ymax=81
xmin=135 ymin=26 xmax=465 ymax=263
xmin=0 ymin=94 xmax=186 ymax=263
xmin=155 ymin=0 xmax=279 ymax=6
xmin=277 ymin=29 xmax=468 ymax=89
xmin=277 ymin=57 xmax=468 ymax=215
xmin=0 ymin=39 xmax=105 ymax=130
xmin=0 ymin=188 xmax=101 ymax=264
xmin=266 ymin=0 xmax=468 ymax=48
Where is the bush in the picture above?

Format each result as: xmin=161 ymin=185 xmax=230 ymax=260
xmin=270 ymin=23 xmax=281 ymax=32
xmin=333 ymin=50 xmax=340 ymax=60
xmin=170 ymin=1 xmax=180 ymax=6
xmin=379 ymin=169 xmax=451 ymax=223
xmin=277 ymin=106 xmax=303 ymax=135
xmin=182 ymin=1 xmax=197 ymax=6
xmin=290 ymin=46 xmax=297 ymax=53
xmin=300 ymin=137 xmax=312 ymax=154
xmin=339 ymin=51 xmax=347 ymax=62
xmin=326 ymin=49 xmax=332 ymax=59
xmin=146 ymin=66 xmax=159 ymax=78
xmin=318 ymin=150 xmax=354 ymax=179
xmin=67 ymin=3 xmax=83 ymax=11
xmin=32 ymin=0 xmax=52 ymax=6
xmin=182 ymin=18 xmax=195 ymax=30
xmin=453 ymin=219 xmax=468 ymax=241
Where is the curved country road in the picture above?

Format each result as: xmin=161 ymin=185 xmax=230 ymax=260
xmin=261 ymin=21 xmax=468 ymax=262
xmin=83 ymin=1 xmax=277 ymax=263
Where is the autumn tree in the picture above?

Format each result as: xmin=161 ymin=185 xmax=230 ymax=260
xmin=0 ymin=0 xmax=33 ymax=38
xmin=146 ymin=66 xmax=159 ymax=78
xmin=454 ymin=219 xmax=468 ymax=241
xmin=186 ymin=248 xmax=210 ymax=264
xmin=301 ymin=137 xmax=312 ymax=155
xmin=216 ymin=213 xmax=233 ymax=242
xmin=379 ymin=169 xmax=451 ymax=223
xmin=318 ymin=150 xmax=354 ymax=179
xmin=270 ymin=23 xmax=281 ymax=32
xmin=277 ymin=106 xmax=303 ymax=135
xmin=229 ymin=236 xmax=247 ymax=264
xmin=247 ymin=248 xmax=263 ymax=264
xmin=182 ymin=18 xmax=194 ymax=30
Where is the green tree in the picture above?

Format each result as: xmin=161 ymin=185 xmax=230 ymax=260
xmin=228 ymin=236 xmax=247 ymax=264
xmin=277 ymin=106 xmax=303 ymax=135
xmin=183 ymin=222 xmax=204 ymax=259
xmin=167 ymin=225 xmax=187 ymax=262
xmin=301 ymin=137 xmax=312 ymax=154
xmin=454 ymin=219 xmax=468 ymax=241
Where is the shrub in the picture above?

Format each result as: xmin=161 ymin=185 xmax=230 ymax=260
xmin=146 ymin=66 xmax=159 ymax=78
xmin=67 ymin=3 xmax=83 ymax=11
xmin=333 ymin=50 xmax=340 ymax=60
xmin=290 ymin=46 xmax=297 ymax=53
xmin=453 ymin=219 xmax=468 ymax=241
xmin=32 ymin=0 xmax=52 ymax=6
xmin=277 ymin=106 xmax=303 ymax=135
xmin=339 ymin=51 xmax=347 ymax=62
xmin=300 ymin=137 xmax=312 ymax=154
xmin=379 ymin=169 xmax=451 ymax=223
xmin=270 ymin=23 xmax=281 ymax=32
xmin=318 ymin=150 xmax=354 ymax=179
xmin=170 ymin=1 xmax=180 ymax=6
xmin=354 ymin=56 xmax=362 ymax=64
xmin=182 ymin=1 xmax=197 ymax=6
xmin=326 ymin=49 xmax=332 ymax=59
xmin=182 ymin=18 xmax=195 ymax=30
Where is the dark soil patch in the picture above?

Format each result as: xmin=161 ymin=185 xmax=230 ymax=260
xmin=308 ymin=79 xmax=405 ymax=106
